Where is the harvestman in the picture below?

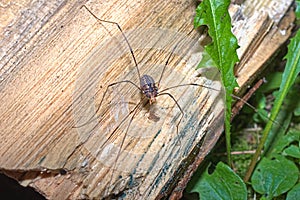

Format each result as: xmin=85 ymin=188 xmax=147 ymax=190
xmin=77 ymin=5 xmax=221 ymax=197
xmin=74 ymin=6 xmax=288 ymax=199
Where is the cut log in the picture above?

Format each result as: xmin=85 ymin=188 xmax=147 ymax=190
xmin=0 ymin=0 xmax=295 ymax=199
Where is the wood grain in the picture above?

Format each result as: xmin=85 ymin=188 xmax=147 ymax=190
xmin=0 ymin=0 xmax=295 ymax=199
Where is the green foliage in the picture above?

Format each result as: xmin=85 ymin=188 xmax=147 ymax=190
xmin=283 ymin=144 xmax=300 ymax=158
xmin=186 ymin=1 xmax=300 ymax=200
xmin=194 ymin=0 xmax=239 ymax=164
xmin=287 ymin=183 xmax=300 ymax=200
xmin=245 ymin=22 xmax=300 ymax=181
xmin=246 ymin=31 xmax=300 ymax=197
xmin=296 ymin=0 xmax=300 ymax=25
xmin=269 ymin=129 xmax=300 ymax=155
xmin=251 ymin=155 xmax=299 ymax=199
xmin=188 ymin=162 xmax=247 ymax=200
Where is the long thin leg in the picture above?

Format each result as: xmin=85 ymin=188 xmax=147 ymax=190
xmin=81 ymin=5 xmax=141 ymax=79
xmin=231 ymin=93 xmax=281 ymax=127
xmin=104 ymin=99 xmax=143 ymax=196
xmin=98 ymin=98 xmax=142 ymax=150
xmin=161 ymin=82 xmax=281 ymax=128
xmin=160 ymin=83 xmax=220 ymax=93
xmin=157 ymin=92 xmax=184 ymax=137
xmin=74 ymin=80 xmax=140 ymax=128
xmin=157 ymin=27 xmax=196 ymax=87
xmin=157 ymin=44 xmax=178 ymax=87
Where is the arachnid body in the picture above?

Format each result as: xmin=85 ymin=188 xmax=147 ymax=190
xmin=72 ymin=5 xmax=224 ymax=199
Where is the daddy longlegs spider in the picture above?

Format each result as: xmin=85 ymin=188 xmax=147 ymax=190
xmin=75 ymin=5 xmax=223 ymax=198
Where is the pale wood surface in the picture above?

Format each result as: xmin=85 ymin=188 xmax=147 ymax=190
xmin=0 ymin=0 xmax=295 ymax=199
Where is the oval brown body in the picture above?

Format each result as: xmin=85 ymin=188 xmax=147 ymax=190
xmin=140 ymin=74 xmax=158 ymax=104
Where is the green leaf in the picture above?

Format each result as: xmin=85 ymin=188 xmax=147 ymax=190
xmin=294 ymin=106 xmax=300 ymax=116
xmin=190 ymin=162 xmax=247 ymax=200
xmin=251 ymin=155 xmax=299 ymax=199
xmin=270 ymin=129 xmax=300 ymax=154
xmin=265 ymin=29 xmax=300 ymax=138
xmin=283 ymin=144 xmax=300 ymax=158
xmin=296 ymin=0 xmax=300 ymax=22
xmin=194 ymin=0 xmax=239 ymax=164
xmin=258 ymin=72 xmax=282 ymax=93
xmin=281 ymin=30 xmax=300 ymax=93
xmin=253 ymin=108 xmax=269 ymax=124
xmin=247 ymin=26 xmax=300 ymax=180
xmin=265 ymin=109 xmax=292 ymax=153
xmin=287 ymin=183 xmax=300 ymax=200
xmin=263 ymin=35 xmax=300 ymax=149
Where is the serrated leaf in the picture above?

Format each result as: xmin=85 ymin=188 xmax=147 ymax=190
xmin=194 ymin=0 xmax=239 ymax=163
xmin=251 ymin=155 xmax=299 ymax=199
xmin=190 ymin=162 xmax=247 ymax=200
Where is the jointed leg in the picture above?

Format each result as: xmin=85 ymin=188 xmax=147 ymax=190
xmin=104 ymin=99 xmax=143 ymax=196
xmin=74 ymin=80 xmax=140 ymax=128
xmin=157 ymin=92 xmax=184 ymax=137
xmin=160 ymin=83 xmax=220 ymax=93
